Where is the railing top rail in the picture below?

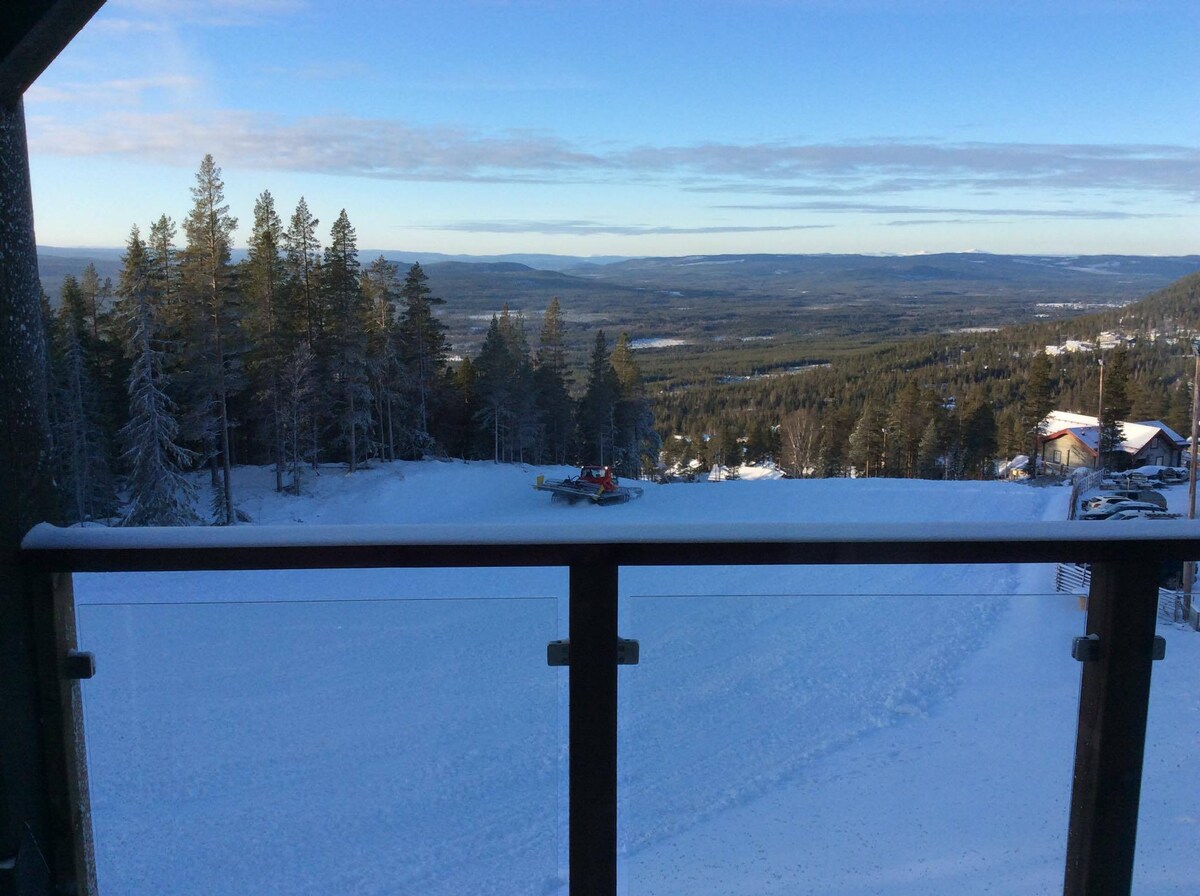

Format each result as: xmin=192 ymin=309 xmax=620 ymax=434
xmin=20 ymin=520 xmax=1200 ymax=572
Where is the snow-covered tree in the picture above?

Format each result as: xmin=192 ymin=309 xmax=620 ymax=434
xmin=117 ymin=226 xmax=197 ymax=525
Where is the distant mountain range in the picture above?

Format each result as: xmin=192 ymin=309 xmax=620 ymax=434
xmin=37 ymin=249 xmax=1200 ymax=365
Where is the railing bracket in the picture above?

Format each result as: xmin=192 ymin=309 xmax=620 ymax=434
xmin=547 ymin=639 xmax=569 ymax=666
xmin=546 ymin=638 xmax=640 ymax=666
xmin=64 ymin=649 xmax=95 ymax=680
xmin=1071 ymin=633 xmax=1165 ymax=663
xmin=1072 ymin=633 xmax=1100 ymax=662
xmin=617 ymin=638 xmax=640 ymax=665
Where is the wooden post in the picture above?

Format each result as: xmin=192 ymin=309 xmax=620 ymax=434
xmin=1063 ymin=561 xmax=1159 ymax=896
xmin=569 ymin=561 xmax=618 ymax=896
xmin=0 ymin=94 xmax=94 ymax=896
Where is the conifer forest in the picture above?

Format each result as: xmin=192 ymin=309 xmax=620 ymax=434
xmin=42 ymin=155 xmax=1200 ymax=527
xmin=43 ymin=156 xmax=659 ymax=526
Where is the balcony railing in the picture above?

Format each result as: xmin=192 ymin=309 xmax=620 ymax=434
xmin=20 ymin=519 xmax=1200 ymax=896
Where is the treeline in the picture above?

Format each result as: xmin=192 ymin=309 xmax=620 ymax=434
xmin=43 ymin=155 xmax=658 ymax=526
xmin=656 ymin=272 xmax=1200 ymax=479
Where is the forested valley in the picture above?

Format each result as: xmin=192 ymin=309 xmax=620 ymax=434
xmin=42 ymin=153 xmax=1200 ymax=527
xmin=655 ymin=270 xmax=1200 ymax=480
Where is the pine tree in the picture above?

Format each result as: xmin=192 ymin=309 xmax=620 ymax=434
xmin=283 ymin=197 xmax=323 ymax=468
xmin=1098 ymin=348 xmax=1130 ymax=469
xmin=396 ymin=262 xmax=448 ymax=454
xmin=180 ymin=154 xmax=240 ymax=524
xmin=79 ymin=263 xmax=105 ymax=342
xmin=610 ymin=332 xmax=659 ymax=477
xmin=283 ymin=197 xmax=322 ymax=351
xmin=46 ymin=274 xmax=117 ymax=525
xmin=1024 ymin=350 xmax=1054 ymax=476
xmin=361 ymin=256 xmax=404 ymax=461
xmin=243 ymin=190 xmax=289 ymax=490
xmin=533 ymin=297 xmax=574 ymax=464
xmin=279 ymin=344 xmax=317 ymax=492
xmin=848 ymin=402 xmax=885 ymax=477
xmin=961 ymin=401 xmax=999 ymax=479
xmin=116 ymin=226 xmax=197 ymax=526
xmin=322 ymin=209 xmax=370 ymax=471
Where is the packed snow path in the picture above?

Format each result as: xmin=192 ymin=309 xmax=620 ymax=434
xmin=71 ymin=463 xmax=1198 ymax=894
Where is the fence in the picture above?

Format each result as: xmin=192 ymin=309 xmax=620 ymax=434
xmin=20 ymin=519 xmax=1200 ymax=896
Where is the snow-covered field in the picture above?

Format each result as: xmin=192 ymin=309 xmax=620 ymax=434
xmin=72 ymin=463 xmax=1199 ymax=895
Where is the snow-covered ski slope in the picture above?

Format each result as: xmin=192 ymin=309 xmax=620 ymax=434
xmin=72 ymin=463 xmax=1198 ymax=895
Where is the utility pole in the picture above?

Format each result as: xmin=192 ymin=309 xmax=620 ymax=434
xmin=1183 ymin=341 xmax=1200 ymax=627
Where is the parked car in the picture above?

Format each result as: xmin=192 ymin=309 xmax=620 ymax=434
xmin=1107 ymin=509 xmax=1182 ymax=521
xmin=1110 ymin=488 xmax=1167 ymax=509
xmin=1079 ymin=501 xmax=1164 ymax=520
xmin=1082 ymin=495 xmax=1141 ymax=512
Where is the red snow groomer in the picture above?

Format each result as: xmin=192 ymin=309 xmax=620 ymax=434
xmin=534 ymin=465 xmax=644 ymax=505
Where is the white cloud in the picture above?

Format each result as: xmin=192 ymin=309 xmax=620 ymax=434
xmin=25 ymin=107 xmax=1200 ymax=208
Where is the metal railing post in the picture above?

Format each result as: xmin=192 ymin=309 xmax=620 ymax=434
xmin=568 ymin=560 xmax=619 ymax=896
xmin=1064 ymin=561 xmax=1159 ymax=896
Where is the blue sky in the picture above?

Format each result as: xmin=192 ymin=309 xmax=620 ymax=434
xmin=25 ymin=0 xmax=1200 ymax=257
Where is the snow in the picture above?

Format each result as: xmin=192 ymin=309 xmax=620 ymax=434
xmin=629 ymin=338 xmax=690 ymax=349
xmin=65 ymin=462 xmax=1199 ymax=895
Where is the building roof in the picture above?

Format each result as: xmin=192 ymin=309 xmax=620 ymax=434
xmin=1041 ymin=411 xmax=1186 ymax=457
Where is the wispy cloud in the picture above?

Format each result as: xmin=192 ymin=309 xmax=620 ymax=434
xmin=712 ymin=200 xmax=1171 ymax=220
xmin=421 ymin=219 xmax=833 ymax=236
xmin=25 ymin=107 xmax=1200 ymax=204
xmin=27 ymin=75 xmax=202 ymax=107
xmin=108 ymin=0 xmax=307 ymax=27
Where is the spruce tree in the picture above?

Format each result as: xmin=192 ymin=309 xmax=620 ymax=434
xmin=473 ymin=315 xmax=517 ymax=462
xmin=117 ymin=226 xmax=197 ymax=526
xmin=577 ymin=330 xmax=619 ymax=465
xmin=497 ymin=307 xmax=537 ymax=462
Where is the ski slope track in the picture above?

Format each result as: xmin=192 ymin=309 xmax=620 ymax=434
xmin=68 ymin=462 xmax=1199 ymax=895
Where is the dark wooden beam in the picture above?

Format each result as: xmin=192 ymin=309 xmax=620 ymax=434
xmin=0 ymin=1 xmax=107 ymax=105
xmin=569 ymin=561 xmax=619 ymax=896
xmin=1064 ymin=561 xmax=1160 ymax=895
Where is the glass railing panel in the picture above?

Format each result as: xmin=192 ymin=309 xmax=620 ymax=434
xmin=73 ymin=567 xmax=566 ymax=896
xmin=1133 ymin=608 xmax=1196 ymax=895
xmin=618 ymin=563 xmax=1081 ymax=895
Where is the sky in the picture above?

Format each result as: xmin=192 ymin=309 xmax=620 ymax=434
xmin=24 ymin=0 xmax=1200 ymax=258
